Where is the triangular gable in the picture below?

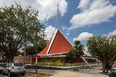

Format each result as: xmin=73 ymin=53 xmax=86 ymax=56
xmin=37 ymin=29 xmax=72 ymax=55
xmin=38 ymin=39 xmax=51 ymax=55
xmin=48 ymin=30 xmax=72 ymax=54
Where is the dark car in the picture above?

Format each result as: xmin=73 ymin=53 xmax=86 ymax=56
xmin=108 ymin=68 xmax=116 ymax=77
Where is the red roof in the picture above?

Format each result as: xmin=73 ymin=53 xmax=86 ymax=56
xmin=83 ymin=53 xmax=88 ymax=56
xmin=38 ymin=29 xmax=72 ymax=55
xmin=38 ymin=39 xmax=52 ymax=55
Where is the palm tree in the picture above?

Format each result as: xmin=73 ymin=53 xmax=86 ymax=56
xmin=66 ymin=40 xmax=84 ymax=62
xmin=73 ymin=41 xmax=84 ymax=57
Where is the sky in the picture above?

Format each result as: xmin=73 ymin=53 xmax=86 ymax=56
xmin=0 ymin=0 xmax=116 ymax=54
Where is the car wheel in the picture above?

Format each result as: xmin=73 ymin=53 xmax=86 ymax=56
xmin=8 ymin=71 xmax=12 ymax=77
xmin=2 ymin=71 xmax=5 ymax=75
xmin=21 ymin=73 xmax=25 ymax=76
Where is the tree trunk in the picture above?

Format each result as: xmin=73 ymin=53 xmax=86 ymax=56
xmin=9 ymin=56 xmax=14 ymax=63
xmin=102 ymin=61 xmax=106 ymax=73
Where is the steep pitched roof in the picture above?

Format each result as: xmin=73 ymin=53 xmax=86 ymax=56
xmin=37 ymin=29 xmax=72 ymax=55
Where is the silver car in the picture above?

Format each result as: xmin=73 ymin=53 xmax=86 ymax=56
xmin=0 ymin=63 xmax=7 ymax=72
xmin=2 ymin=63 xmax=25 ymax=77
xmin=108 ymin=68 xmax=116 ymax=77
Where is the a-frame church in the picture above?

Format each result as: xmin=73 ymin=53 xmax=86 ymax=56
xmin=38 ymin=4 xmax=72 ymax=57
xmin=38 ymin=5 xmax=72 ymax=56
xmin=37 ymin=29 xmax=72 ymax=56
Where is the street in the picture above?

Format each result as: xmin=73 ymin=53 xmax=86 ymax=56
xmin=0 ymin=74 xmax=32 ymax=77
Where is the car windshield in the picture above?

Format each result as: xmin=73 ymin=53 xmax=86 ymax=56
xmin=0 ymin=64 xmax=2 ymax=67
xmin=0 ymin=64 xmax=6 ymax=67
xmin=14 ymin=63 xmax=23 ymax=66
xmin=2 ymin=64 xmax=6 ymax=67
xmin=114 ymin=69 xmax=116 ymax=73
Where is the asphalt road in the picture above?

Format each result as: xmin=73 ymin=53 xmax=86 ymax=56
xmin=0 ymin=74 xmax=32 ymax=77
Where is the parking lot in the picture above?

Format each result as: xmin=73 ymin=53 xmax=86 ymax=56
xmin=26 ymin=67 xmax=109 ymax=77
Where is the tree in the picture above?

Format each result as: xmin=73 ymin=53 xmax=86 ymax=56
xmin=87 ymin=35 xmax=116 ymax=73
xmin=66 ymin=40 xmax=84 ymax=62
xmin=15 ymin=51 xmax=22 ymax=56
xmin=22 ymin=41 xmax=47 ymax=55
xmin=73 ymin=41 xmax=84 ymax=57
xmin=0 ymin=3 xmax=45 ymax=62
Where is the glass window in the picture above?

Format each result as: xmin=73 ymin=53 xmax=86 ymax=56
xmin=6 ymin=63 xmax=11 ymax=67
xmin=113 ymin=69 xmax=116 ymax=73
xmin=21 ymin=58 xmax=23 ymax=60
xmin=2 ymin=64 xmax=6 ymax=67
xmin=0 ymin=64 xmax=2 ymax=67
xmin=0 ymin=63 xmax=6 ymax=67
xmin=6 ymin=64 xmax=9 ymax=67
xmin=14 ymin=58 xmax=17 ymax=61
xmin=14 ymin=63 xmax=23 ymax=66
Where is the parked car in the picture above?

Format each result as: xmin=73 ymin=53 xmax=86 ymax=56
xmin=2 ymin=63 xmax=25 ymax=77
xmin=108 ymin=68 xmax=116 ymax=77
xmin=0 ymin=63 xmax=7 ymax=72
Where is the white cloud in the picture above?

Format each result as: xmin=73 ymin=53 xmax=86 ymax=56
xmin=77 ymin=0 xmax=91 ymax=10
xmin=62 ymin=26 xmax=68 ymax=30
xmin=103 ymin=29 xmax=116 ymax=37
xmin=108 ymin=29 xmax=116 ymax=36
xmin=73 ymin=32 xmax=93 ymax=41
xmin=84 ymin=47 xmax=91 ymax=56
xmin=44 ymin=25 xmax=55 ymax=40
xmin=0 ymin=0 xmax=36 ymax=8
xmin=36 ymin=0 xmax=68 ymax=21
xmin=69 ymin=0 xmax=116 ymax=30
xmin=66 ymin=32 xmax=70 ymax=36
xmin=0 ymin=0 xmax=68 ymax=22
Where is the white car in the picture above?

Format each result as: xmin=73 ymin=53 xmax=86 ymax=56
xmin=2 ymin=63 xmax=25 ymax=77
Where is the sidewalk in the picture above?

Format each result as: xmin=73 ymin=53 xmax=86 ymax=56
xmin=26 ymin=63 xmax=99 ymax=70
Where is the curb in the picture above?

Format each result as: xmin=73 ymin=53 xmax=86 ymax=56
xmin=26 ymin=64 xmax=99 ymax=70
xmin=26 ymin=73 xmax=48 ymax=77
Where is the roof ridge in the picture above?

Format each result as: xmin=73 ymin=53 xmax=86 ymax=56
xmin=46 ymin=29 xmax=58 ymax=54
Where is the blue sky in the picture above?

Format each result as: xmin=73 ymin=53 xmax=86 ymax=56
xmin=0 ymin=0 xmax=116 ymax=54
xmin=42 ymin=0 xmax=116 ymax=43
xmin=42 ymin=0 xmax=116 ymax=53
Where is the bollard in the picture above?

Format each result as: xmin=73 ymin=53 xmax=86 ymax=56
xmin=83 ymin=63 xmax=84 ymax=67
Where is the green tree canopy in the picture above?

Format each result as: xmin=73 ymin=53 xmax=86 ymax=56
xmin=0 ymin=3 xmax=45 ymax=62
xmin=87 ymin=35 xmax=116 ymax=73
xmin=22 ymin=40 xmax=47 ymax=55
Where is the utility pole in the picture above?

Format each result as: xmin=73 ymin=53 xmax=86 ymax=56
xmin=35 ymin=27 xmax=38 ymax=74
xmin=23 ymin=39 xmax=26 ymax=65
xmin=1 ymin=50 xmax=3 ymax=63
xmin=0 ymin=48 xmax=3 ymax=63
